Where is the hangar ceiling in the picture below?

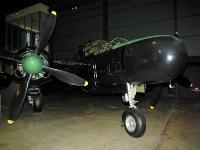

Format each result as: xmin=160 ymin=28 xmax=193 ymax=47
xmin=0 ymin=0 xmax=97 ymax=14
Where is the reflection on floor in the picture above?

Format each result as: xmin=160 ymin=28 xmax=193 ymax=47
xmin=0 ymin=91 xmax=200 ymax=150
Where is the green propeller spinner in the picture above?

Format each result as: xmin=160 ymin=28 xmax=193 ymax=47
xmin=22 ymin=54 xmax=43 ymax=74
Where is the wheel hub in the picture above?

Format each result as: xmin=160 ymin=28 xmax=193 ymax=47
xmin=125 ymin=115 xmax=136 ymax=132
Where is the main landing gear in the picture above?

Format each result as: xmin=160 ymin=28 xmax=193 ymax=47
xmin=27 ymin=87 xmax=43 ymax=113
xmin=122 ymin=82 xmax=146 ymax=138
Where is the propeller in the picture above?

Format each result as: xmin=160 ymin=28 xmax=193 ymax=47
xmin=0 ymin=11 xmax=88 ymax=124
xmin=43 ymin=66 xmax=88 ymax=86
xmin=0 ymin=72 xmax=12 ymax=89
xmin=8 ymin=75 xmax=32 ymax=124
xmin=35 ymin=11 xmax=57 ymax=54
xmin=173 ymin=33 xmax=199 ymax=93
xmin=176 ymin=75 xmax=200 ymax=93
xmin=176 ymin=75 xmax=192 ymax=89
xmin=0 ymin=50 xmax=21 ymax=63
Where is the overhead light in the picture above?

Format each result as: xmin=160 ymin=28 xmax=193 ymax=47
xmin=11 ymin=11 xmax=18 ymax=16
xmin=72 ymin=0 xmax=78 ymax=10
xmin=72 ymin=6 xmax=78 ymax=10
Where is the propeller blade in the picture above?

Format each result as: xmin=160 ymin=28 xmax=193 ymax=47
xmin=0 ymin=50 xmax=21 ymax=63
xmin=35 ymin=11 xmax=57 ymax=54
xmin=43 ymin=66 xmax=88 ymax=87
xmin=176 ymin=75 xmax=192 ymax=88
xmin=176 ymin=75 xmax=200 ymax=93
xmin=7 ymin=74 xmax=32 ymax=124
xmin=0 ymin=72 xmax=12 ymax=90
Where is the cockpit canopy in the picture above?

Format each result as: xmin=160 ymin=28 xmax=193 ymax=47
xmin=83 ymin=37 xmax=128 ymax=56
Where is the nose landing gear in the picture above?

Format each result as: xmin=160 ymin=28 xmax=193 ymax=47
xmin=27 ymin=87 xmax=43 ymax=113
xmin=122 ymin=82 xmax=146 ymax=138
xmin=122 ymin=108 xmax=146 ymax=137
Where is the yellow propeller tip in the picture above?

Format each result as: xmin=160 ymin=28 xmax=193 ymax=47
xmin=149 ymin=106 xmax=155 ymax=110
xmin=84 ymin=81 xmax=88 ymax=86
xmin=190 ymin=83 xmax=193 ymax=88
xmin=51 ymin=11 xmax=57 ymax=16
xmin=7 ymin=120 xmax=15 ymax=125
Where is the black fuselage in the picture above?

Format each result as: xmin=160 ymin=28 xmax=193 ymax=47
xmin=76 ymin=36 xmax=187 ymax=93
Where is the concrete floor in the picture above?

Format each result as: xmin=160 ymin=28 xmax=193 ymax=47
xmin=0 ymin=92 xmax=199 ymax=150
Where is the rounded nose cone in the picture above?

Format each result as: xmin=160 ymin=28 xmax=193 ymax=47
xmin=22 ymin=54 xmax=43 ymax=74
xmin=124 ymin=36 xmax=188 ymax=83
xmin=161 ymin=38 xmax=187 ymax=79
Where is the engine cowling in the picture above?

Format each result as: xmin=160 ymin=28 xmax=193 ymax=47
xmin=12 ymin=47 xmax=52 ymax=86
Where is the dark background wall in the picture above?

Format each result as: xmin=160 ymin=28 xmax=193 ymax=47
xmin=0 ymin=0 xmax=199 ymax=99
xmin=0 ymin=0 xmax=199 ymax=59
xmin=52 ymin=2 xmax=103 ymax=59
xmin=52 ymin=0 xmax=200 ymax=59
xmin=50 ymin=0 xmax=200 ymax=98
xmin=0 ymin=13 xmax=5 ymax=50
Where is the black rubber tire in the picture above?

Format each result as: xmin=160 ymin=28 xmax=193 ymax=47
xmin=33 ymin=93 xmax=42 ymax=113
xmin=122 ymin=108 xmax=146 ymax=138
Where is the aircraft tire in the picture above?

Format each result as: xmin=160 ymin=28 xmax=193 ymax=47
xmin=122 ymin=108 xmax=146 ymax=138
xmin=33 ymin=93 xmax=43 ymax=113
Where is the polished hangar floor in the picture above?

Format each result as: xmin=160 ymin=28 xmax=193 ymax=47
xmin=0 ymin=90 xmax=200 ymax=150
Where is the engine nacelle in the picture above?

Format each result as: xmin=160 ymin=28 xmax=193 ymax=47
xmin=12 ymin=47 xmax=52 ymax=87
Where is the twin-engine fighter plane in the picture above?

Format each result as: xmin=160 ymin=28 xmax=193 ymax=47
xmin=60 ymin=35 xmax=188 ymax=137
xmin=0 ymin=11 xmax=188 ymax=138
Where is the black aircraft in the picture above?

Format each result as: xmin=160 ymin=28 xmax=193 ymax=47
xmin=57 ymin=35 xmax=188 ymax=137
xmin=0 ymin=11 xmax=190 ymax=138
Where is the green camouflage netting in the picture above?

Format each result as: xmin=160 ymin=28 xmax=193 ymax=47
xmin=83 ymin=37 xmax=128 ymax=56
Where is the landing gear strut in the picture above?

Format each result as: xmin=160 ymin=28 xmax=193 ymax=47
xmin=122 ymin=82 xmax=146 ymax=138
xmin=27 ymin=87 xmax=43 ymax=113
